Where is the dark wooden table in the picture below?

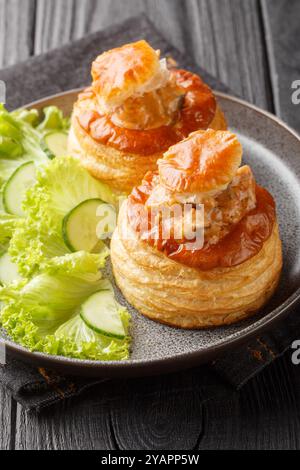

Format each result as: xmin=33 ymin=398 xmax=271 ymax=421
xmin=0 ymin=0 xmax=300 ymax=450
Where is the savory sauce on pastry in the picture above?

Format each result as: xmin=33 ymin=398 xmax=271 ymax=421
xmin=69 ymin=40 xmax=227 ymax=192
xmin=75 ymin=40 xmax=223 ymax=155
xmin=76 ymin=69 xmax=218 ymax=156
xmin=127 ymin=129 xmax=276 ymax=270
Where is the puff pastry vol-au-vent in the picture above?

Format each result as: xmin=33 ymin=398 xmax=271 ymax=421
xmin=68 ymin=40 xmax=227 ymax=193
xmin=111 ymin=129 xmax=282 ymax=328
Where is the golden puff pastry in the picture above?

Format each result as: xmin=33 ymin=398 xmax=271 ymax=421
xmin=68 ymin=40 xmax=227 ymax=193
xmin=111 ymin=129 xmax=282 ymax=328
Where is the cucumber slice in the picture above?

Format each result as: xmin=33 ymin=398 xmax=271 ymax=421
xmin=95 ymin=201 xmax=117 ymax=240
xmin=44 ymin=131 xmax=68 ymax=157
xmin=80 ymin=289 xmax=126 ymax=339
xmin=2 ymin=161 xmax=36 ymax=216
xmin=0 ymin=252 xmax=22 ymax=285
xmin=62 ymin=198 xmax=116 ymax=252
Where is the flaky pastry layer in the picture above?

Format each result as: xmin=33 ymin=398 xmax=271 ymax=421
xmin=111 ymin=201 xmax=282 ymax=328
xmin=69 ymin=105 xmax=227 ymax=193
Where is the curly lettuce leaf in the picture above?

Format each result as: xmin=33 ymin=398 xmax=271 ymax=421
xmin=1 ymin=306 xmax=130 ymax=361
xmin=37 ymin=106 xmax=70 ymax=134
xmin=0 ymin=107 xmax=24 ymax=158
xmin=0 ymin=256 xmax=130 ymax=360
xmin=0 ymin=211 xmax=18 ymax=245
xmin=25 ymin=155 xmax=116 ymax=218
xmin=40 ymin=250 xmax=109 ymax=276
xmin=11 ymin=106 xmax=70 ymax=159
xmin=0 ymin=252 xmax=103 ymax=329
xmin=12 ymin=105 xmax=70 ymax=135
xmin=0 ymin=106 xmax=131 ymax=361
xmin=54 ymin=309 xmax=130 ymax=361
xmin=9 ymin=156 xmax=115 ymax=276
xmin=0 ymin=104 xmax=50 ymax=187
xmin=9 ymin=215 xmax=70 ymax=278
xmin=0 ymin=211 xmax=19 ymax=270
xmin=12 ymin=108 xmax=40 ymax=127
xmin=0 ymin=104 xmax=71 ymax=187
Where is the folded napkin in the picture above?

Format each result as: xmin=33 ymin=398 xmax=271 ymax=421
xmin=0 ymin=14 xmax=298 ymax=411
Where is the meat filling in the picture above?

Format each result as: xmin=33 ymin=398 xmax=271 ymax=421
xmin=145 ymin=165 xmax=256 ymax=246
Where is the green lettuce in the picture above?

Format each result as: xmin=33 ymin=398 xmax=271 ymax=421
xmin=9 ymin=156 xmax=115 ymax=276
xmin=0 ymin=104 xmax=49 ymax=186
xmin=0 ymin=211 xmax=19 ymax=259
xmin=12 ymin=108 xmax=40 ymax=127
xmin=54 ymin=309 xmax=130 ymax=361
xmin=0 ymin=251 xmax=107 ymax=331
xmin=0 ymin=104 xmax=71 ymax=186
xmin=0 ymin=251 xmax=130 ymax=360
xmin=0 ymin=212 xmax=18 ymax=243
xmin=0 ymin=106 xmax=131 ymax=361
xmin=36 ymin=106 xmax=70 ymax=134
xmin=12 ymin=105 xmax=70 ymax=134
xmin=0 ymin=209 xmax=19 ymax=268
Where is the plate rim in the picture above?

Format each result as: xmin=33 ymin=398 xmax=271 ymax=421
xmin=2 ymin=89 xmax=300 ymax=375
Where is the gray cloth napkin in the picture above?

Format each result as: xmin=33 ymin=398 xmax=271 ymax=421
xmin=0 ymin=14 xmax=298 ymax=411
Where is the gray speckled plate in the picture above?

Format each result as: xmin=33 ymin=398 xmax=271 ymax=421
xmin=1 ymin=90 xmax=300 ymax=378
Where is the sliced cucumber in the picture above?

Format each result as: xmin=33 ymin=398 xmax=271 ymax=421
xmin=62 ymin=198 xmax=116 ymax=252
xmin=2 ymin=161 xmax=36 ymax=216
xmin=95 ymin=202 xmax=117 ymax=240
xmin=0 ymin=252 xmax=22 ymax=285
xmin=44 ymin=131 xmax=68 ymax=157
xmin=80 ymin=289 xmax=126 ymax=340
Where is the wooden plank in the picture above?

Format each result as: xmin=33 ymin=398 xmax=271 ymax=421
xmin=15 ymin=354 xmax=300 ymax=450
xmin=15 ymin=386 xmax=116 ymax=450
xmin=173 ymin=0 xmax=273 ymax=109
xmin=33 ymin=0 xmax=189 ymax=54
xmin=33 ymin=0 xmax=272 ymax=108
xmin=0 ymin=387 xmax=14 ymax=450
xmin=14 ymin=373 xmax=203 ymax=450
xmin=110 ymin=374 xmax=204 ymax=450
xmin=199 ymin=355 xmax=300 ymax=450
xmin=261 ymin=0 xmax=300 ymax=131
xmin=0 ymin=0 xmax=36 ymax=69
